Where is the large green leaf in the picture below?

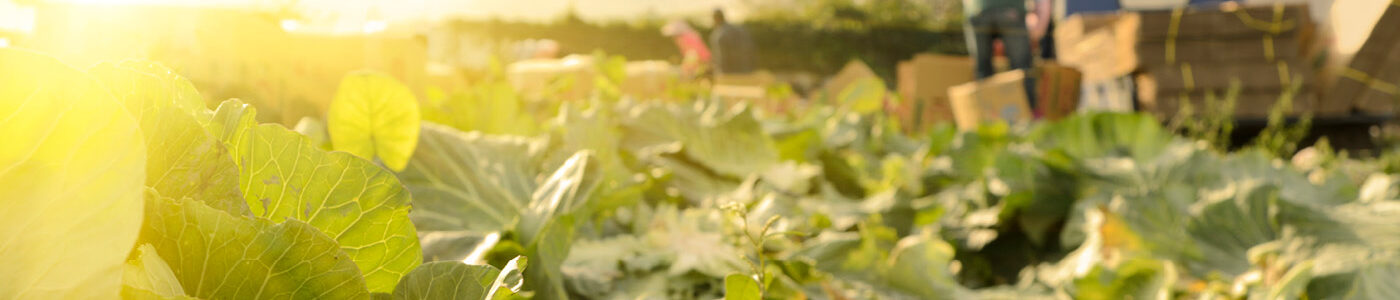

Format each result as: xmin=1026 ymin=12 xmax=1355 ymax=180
xmin=723 ymin=274 xmax=762 ymax=300
xmin=795 ymin=224 xmax=968 ymax=299
xmin=329 ymin=71 xmax=421 ymax=171
xmin=519 ymin=152 xmax=597 ymax=243
xmin=518 ymin=153 xmax=598 ymax=300
xmin=400 ymin=123 xmax=545 ymax=234
xmin=90 ymin=62 xmax=248 ymax=215
xmin=1034 ymin=113 xmax=1176 ymax=163
xmin=1072 ymin=259 xmax=1176 ymax=300
xmin=884 ymin=233 xmax=970 ymax=298
xmin=522 ymin=214 xmax=577 ymax=300
xmin=620 ymin=100 xmax=779 ymax=178
xmin=392 ymin=262 xmax=500 ymax=300
xmin=551 ymin=102 xmax=637 ymax=208
xmin=0 ymin=48 xmax=147 ymax=299
xmin=426 ymin=81 xmax=538 ymax=136
xmin=213 ymin=100 xmax=422 ymax=293
xmin=1338 ymin=262 xmax=1400 ymax=300
xmin=836 ymin=77 xmax=887 ymax=115
xmin=138 ymin=194 xmax=371 ymax=299
xmin=104 ymin=60 xmax=207 ymax=116
xmin=121 ymin=244 xmax=187 ymax=298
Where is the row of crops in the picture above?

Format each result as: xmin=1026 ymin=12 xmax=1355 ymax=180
xmin=5 ymin=47 xmax=1400 ymax=299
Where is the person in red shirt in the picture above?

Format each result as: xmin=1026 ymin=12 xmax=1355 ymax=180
xmin=662 ymin=20 xmax=712 ymax=76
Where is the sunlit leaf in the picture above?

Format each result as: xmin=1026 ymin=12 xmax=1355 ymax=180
xmin=836 ymin=77 xmax=887 ymax=114
xmin=399 ymin=123 xmax=546 ymax=234
xmin=213 ymin=101 xmax=422 ymax=293
xmin=329 ymin=71 xmax=421 ymax=171
xmin=392 ymin=262 xmax=500 ymax=300
xmin=0 ymin=48 xmax=146 ymax=299
xmin=90 ymin=62 xmax=248 ymax=215
xmin=621 ymin=100 xmax=779 ymax=178
xmin=121 ymin=244 xmax=187 ymax=298
xmin=138 ymin=194 xmax=370 ymax=299
xmin=723 ymin=274 xmax=761 ymax=300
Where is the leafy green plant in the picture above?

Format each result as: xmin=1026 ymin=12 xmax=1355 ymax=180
xmin=328 ymin=71 xmax=422 ymax=171
xmin=1252 ymin=78 xmax=1312 ymax=159
xmin=8 ymin=48 xmax=1400 ymax=300
xmin=1170 ymin=80 xmax=1241 ymax=152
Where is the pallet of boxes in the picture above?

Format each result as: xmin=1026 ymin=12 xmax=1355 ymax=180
xmin=1133 ymin=3 xmax=1321 ymax=120
xmin=1056 ymin=11 xmax=1141 ymax=112
xmin=1328 ymin=1 xmax=1400 ymax=116
xmin=1057 ymin=3 xmax=1323 ymax=119
xmin=895 ymin=54 xmax=1039 ymax=131
xmin=895 ymin=54 xmax=976 ymax=131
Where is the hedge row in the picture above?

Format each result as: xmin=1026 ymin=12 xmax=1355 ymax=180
xmin=448 ymin=18 xmax=968 ymax=81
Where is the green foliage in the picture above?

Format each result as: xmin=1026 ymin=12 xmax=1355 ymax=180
xmin=137 ymin=194 xmax=372 ymax=299
xmin=1170 ymin=80 xmax=1241 ymax=151
xmin=215 ymin=101 xmax=423 ymax=293
xmin=1253 ymin=80 xmax=1313 ymax=159
xmin=329 ymin=71 xmax=422 ymax=171
xmin=723 ymin=274 xmax=762 ymax=300
xmin=0 ymin=48 xmax=147 ymax=299
xmin=10 ymin=48 xmax=1400 ymax=300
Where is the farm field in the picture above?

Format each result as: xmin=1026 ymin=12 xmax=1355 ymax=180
xmin=5 ymin=47 xmax=1400 ymax=299
xmin=5 ymin=0 xmax=1400 ymax=299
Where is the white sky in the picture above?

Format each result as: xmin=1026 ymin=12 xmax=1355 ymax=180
xmin=0 ymin=0 xmax=749 ymax=34
xmin=30 ymin=0 xmax=746 ymax=21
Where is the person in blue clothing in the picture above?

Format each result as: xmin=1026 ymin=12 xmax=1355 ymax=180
xmin=963 ymin=0 xmax=1037 ymax=109
xmin=709 ymin=8 xmax=757 ymax=76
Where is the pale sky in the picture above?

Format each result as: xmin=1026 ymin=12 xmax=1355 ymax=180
xmin=0 ymin=0 xmax=750 ymax=34
xmin=31 ymin=0 xmax=747 ymax=21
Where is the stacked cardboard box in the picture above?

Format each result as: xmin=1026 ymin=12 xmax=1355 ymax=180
xmin=1036 ymin=63 xmax=1083 ymax=120
xmin=1132 ymin=4 xmax=1319 ymax=119
xmin=1055 ymin=13 xmax=1141 ymax=113
xmin=895 ymin=54 xmax=976 ymax=132
xmin=949 ymin=70 xmax=1033 ymax=130
xmin=1056 ymin=13 xmax=1141 ymax=82
xmin=1327 ymin=3 xmax=1400 ymax=116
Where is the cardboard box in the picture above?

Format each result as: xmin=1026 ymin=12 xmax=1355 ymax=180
xmin=1141 ymin=90 xmax=1317 ymax=120
xmin=1137 ymin=60 xmax=1311 ymax=92
xmin=1137 ymin=4 xmax=1308 ymax=40
xmin=620 ymin=61 xmax=680 ymax=100
xmin=714 ymin=71 xmax=776 ymax=99
xmin=896 ymin=54 xmax=975 ymax=131
xmin=1355 ymin=88 xmax=1398 ymax=116
xmin=1056 ymin=13 xmax=1141 ymax=81
xmin=1136 ymin=35 xmax=1304 ymax=65
xmin=949 ymin=70 xmax=1033 ymax=130
xmin=1326 ymin=3 xmax=1400 ymax=114
xmin=1036 ymin=63 xmax=1083 ymax=120
xmin=1120 ymin=0 xmax=1187 ymax=11
xmin=1353 ymin=60 xmax=1400 ymax=115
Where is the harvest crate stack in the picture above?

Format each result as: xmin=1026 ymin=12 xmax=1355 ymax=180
xmin=1132 ymin=4 xmax=1320 ymax=119
xmin=1327 ymin=2 xmax=1400 ymax=116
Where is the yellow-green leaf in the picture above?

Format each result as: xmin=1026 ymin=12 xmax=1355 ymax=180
xmin=213 ymin=100 xmax=423 ymax=293
xmin=0 ymin=48 xmax=147 ymax=299
xmin=138 ymin=194 xmax=371 ymax=299
xmin=121 ymin=244 xmax=186 ymax=298
xmin=328 ymin=71 xmax=421 ymax=171
xmin=90 ymin=62 xmax=249 ymax=216
xmin=724 ymin=274 xmax=761 ymax=300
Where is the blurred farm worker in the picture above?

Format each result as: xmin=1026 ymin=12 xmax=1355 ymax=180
xmin=962 ymin=0 xmax=1037 ymax=109
xmin=662 ymin=20 xmax=712 ymax=76
xmin=709 ymin=8 xmax=757 ymax=76
xmin=1030 ymin=0 xmax=1054 ymax=60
